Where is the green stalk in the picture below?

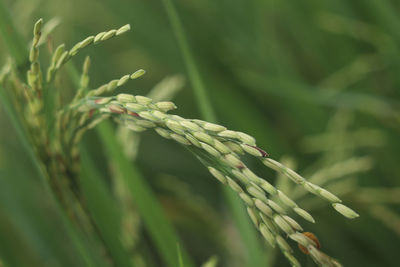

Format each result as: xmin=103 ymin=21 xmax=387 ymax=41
xmin=161 ymin=0 xmax=267 ymax=266
xmin=96 ymin=121 xmax=194 ymax=267
xmin=80 ymin=147 xmax=133 ymax=267
xmin=0 ymin=84 xmax=100 ymax=267
xmin=161 ymin=0 xmax=216 ymax=122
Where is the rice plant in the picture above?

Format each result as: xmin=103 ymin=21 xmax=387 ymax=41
xmin=0 ymin=17 xmax=363 ymax=267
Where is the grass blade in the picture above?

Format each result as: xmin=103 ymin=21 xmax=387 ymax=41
xmin=95 ymin=121 xmax=194 ymax=267
xmin=161 ymin=0 xmax=216 ymax=122
xmin=161 ymin=0 xmax=267 ymax=266
xmin=0 ymin=85 xmax=104 ymax=267
xmin=177 ymin=244 xmax=185 ymax=267
xmin=80 ymin=146 xmax=134 ymax=267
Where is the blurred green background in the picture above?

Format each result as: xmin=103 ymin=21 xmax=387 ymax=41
xmin=1 ymin=0 xmax=399 ymax=266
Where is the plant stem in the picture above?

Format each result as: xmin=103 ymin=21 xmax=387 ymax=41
xmin=96 ymin=121 xmax=195 ymax=267
xmin=161 ymin=0 xmax=217 ymax=122
xmin=161 ymin=0 xmax=267 ymax=266
xmin=0 ymin=85 xmax=100 ymax=267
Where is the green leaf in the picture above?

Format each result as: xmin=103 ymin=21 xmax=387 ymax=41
xmin=0 ymin=89 xmax=107 ymax=267
xmin=80 ymin=146 xmax=134 ymax=267
xmin=177 ymin=244 xmax=185 ymax=267
xmin=161 ymin=1 xmax=267 ymax=266
xmin=95 ymin=121 xmax=194 ymax=267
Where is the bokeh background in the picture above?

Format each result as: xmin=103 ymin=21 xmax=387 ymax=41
xmin=1 ymin=0 xmax=399 ymax=266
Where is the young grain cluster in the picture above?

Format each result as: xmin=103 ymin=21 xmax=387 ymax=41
xmin=0 ymin=19 xmax=359 ymax=267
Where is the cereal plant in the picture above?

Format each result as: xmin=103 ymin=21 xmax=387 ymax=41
xmin=0 ymin=18 xmax=359 ymax=267
xmin=1 ymin=1 xmax=399 ymax=267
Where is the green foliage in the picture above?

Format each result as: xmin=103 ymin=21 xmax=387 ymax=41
xmin=1 ymin=0 xmax=400 ymax=267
